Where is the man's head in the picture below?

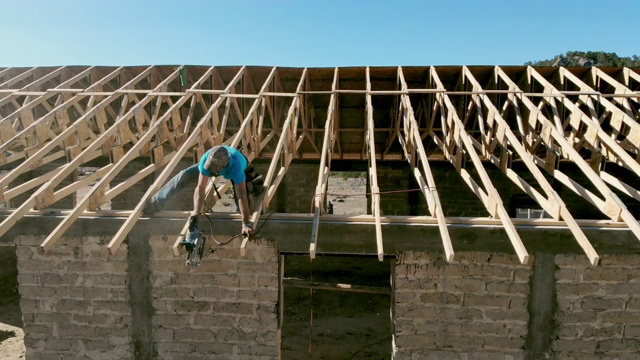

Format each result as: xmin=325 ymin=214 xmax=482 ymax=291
xmin=203 ymin=146 xmax=229 ymax=175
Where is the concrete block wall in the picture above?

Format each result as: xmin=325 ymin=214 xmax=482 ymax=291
xmin=394 ymin=251 xmax=531 ymax=359
xmin=554 ymin=254 xmax=640 ymax=359
xmin=270 ymin=162 xmax=319 ymax=214
xmin=376 ymin=161 xmax=522 ymax=217
xmin=12 ymin=230 xmax=280 ymax=360
xmin=15 ymin=235 xmax=132 ymax=360
xmin=377 ymin=162 xmax=422 ymax=216
xmin=149 ymin=235 xmax=280 ymax=360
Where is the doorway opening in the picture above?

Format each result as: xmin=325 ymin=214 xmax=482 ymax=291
xmin=280 ymin=254 xmax=393 ymax=359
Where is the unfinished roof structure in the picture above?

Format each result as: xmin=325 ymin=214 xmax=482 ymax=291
xmin=1 ymin=65 xmax=640 ymax=265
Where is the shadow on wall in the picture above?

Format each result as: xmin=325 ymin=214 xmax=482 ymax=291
xmin=0 ymin=245 xmax=21 ymax=329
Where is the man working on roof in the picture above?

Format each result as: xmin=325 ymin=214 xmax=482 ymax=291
xmin=194 ymin=145 xmax=253 ymax=236
xmin=145 ymin=145 xmax=260 ymax=236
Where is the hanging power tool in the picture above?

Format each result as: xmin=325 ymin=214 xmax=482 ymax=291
xmin=180 ymin=216 xmax=206 ymax=266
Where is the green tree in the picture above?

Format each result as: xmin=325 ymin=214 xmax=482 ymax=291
xmin=527 ymin=51 xmax=640 ymax=67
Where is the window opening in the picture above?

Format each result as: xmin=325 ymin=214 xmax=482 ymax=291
xmin=327 ymin=171 xmax=367 ymax=215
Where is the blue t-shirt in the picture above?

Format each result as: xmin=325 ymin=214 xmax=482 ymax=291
xmin=198 ymin=145 xmax=247 ymax=183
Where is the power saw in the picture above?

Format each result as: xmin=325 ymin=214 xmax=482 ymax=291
xmin=180 ymin=216 xmax=206 ymax=266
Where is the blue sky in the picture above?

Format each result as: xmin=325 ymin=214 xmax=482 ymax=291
xmin=1 ymin=0 xmax=638 ymax=67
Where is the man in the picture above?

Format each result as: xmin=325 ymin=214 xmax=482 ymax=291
xmin=145 ymin=145 xmax=259 ymax=236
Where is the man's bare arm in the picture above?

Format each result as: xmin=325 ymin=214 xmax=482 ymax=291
xmin=192 ymin=174 xmax=208 ymax=217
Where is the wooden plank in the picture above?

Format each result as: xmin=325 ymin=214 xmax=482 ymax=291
xmin=310 ymin=68 xmax=338 ymax=259
xmin=242 ymin=70 xmax=308 ymax=253
xmin=398 ymin=67 xmax=454 ymax=262
xmin=366 ymin=67 xmax=384 ymax=262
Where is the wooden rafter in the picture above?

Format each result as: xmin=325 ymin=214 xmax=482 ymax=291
xmin=397 ymin=67 xmax=454 ymax=262
xmin=365 ymin=67 xmax=384 ymax=261
xmin=310 ymin=68 xmax=339 ymax=259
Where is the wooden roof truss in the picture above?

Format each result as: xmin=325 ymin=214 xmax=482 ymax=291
xmin=1 ymin=65 xmax=640 ymax=264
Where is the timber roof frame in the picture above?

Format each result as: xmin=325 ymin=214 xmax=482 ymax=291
xmin=1 ymin=65 xmax=640 ymax=265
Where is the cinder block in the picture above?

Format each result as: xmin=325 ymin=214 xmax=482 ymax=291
xmin=438 ymin=334 xmax=483 ymax=350
xmin=192 ymin=314 xmax=238 ymax=328
xmin=464 ymin=322 xmax=509 ymax=336
xmin=238 ymin=274 xmax=258 ymax=288
xmin=599 ymin=254 xmax=640 ymax=266
xmin=556 ymin=283 xmax=599 ymax=297
xmin=92 ymin=300 xmax=130 ymax=315
xmin=579 ymin=296 xmax=626 ymax=311
xmin=601 ymin=282 xmax=640 ymax=295
xmin=39 ymin=273 xmax=80 ymax=286
xmin=171 ymin=273 xmax=215 ymax=285
xmin=43 ymin=338 xmax=72 ymax=351
xmin=19 ymin=299 xmax=39 ymax=313
xmin=599 ymin=311 xmax=640 ymax=325
xmin=19 ymin=285 xmax=58 ymax=299
xmin=418 ymin=292 xmax=463 ymax=306
xmin=157 ymin=341 xmax=195 ymax=353
xmin=212 ymin=327 xmax=243 ymax=342
xmin=582 ymin=324 xmax=624 ymax=339
xmin=154 ymin=286 xmax=193 ymax=299
xmin=66 ymin=260 xmax=127 ymax=273
xmin=484 ymin=309 xmax=528 ymax=323
xmin=557 ymin=309 xmax=598 ymax=324
xmin=445 ymin=278 xmax=485 ymax=293
xmin=192 ymin=341 xmax=235 ymax=355
xmin=235 ymin=344 xmax=278 ymax=356
xmin=255 ymin=303 xmax=277 ymax=319
xmin=256 ymin=275 xmax=278 ymax=288
xmin=466 ymin=264 xmax=513 ymax=279
xmin=169 ymin=300 xmax=212 ymax=314
xmin=81 ymin=273 xmax=127 ymax=286
xmin=555 ymin=254 xmax=591 ymax=267
xmin=153 ymin=314 xmax=192 ymax=328
xmin=583 ymin=267 xmax=631 ymax=282
xmin=236 ymin=289 xmax=277 ymax=303
xmin=513 ymin=268 xmax=532 ymax=283
xmin=192 ymin=286 xmax=236 ymax=301
xmin=595 ymin=338 xmax=640 ymax=352
xmin=17 ymin=273 xmax=40 ymax=285
xmin=463 ymin=294 xmax=511 ymax=308
xmin=154 ymin=327 xmax=175 ymax=341
xmin=191 ymin=258 xmax=238 ymax=273
xmin=237 ymin=261 xmax=278 ymax=275
xmin=481 ymin=335 xmax=526 ymax=351
xmin=211 ymin=301 xmax=254 ymax=316
xmin=556 ymin=268 xmax=577 ymax=282
xmin=508 ymin=296 xmax=528 ymax=311
xmin=394 ymin=304 xmax=442 ymax=321
xmin=52 ymin=298 xmax=87 ymax=313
